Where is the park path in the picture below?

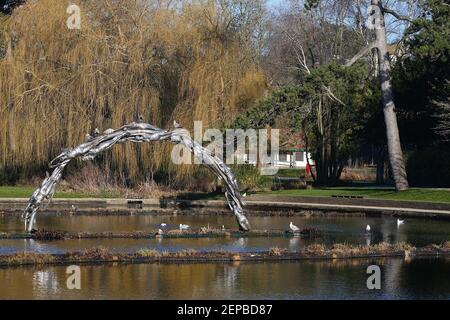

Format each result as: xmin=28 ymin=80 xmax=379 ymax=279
xmin=1 ymin=196 xmax=450 ymax=220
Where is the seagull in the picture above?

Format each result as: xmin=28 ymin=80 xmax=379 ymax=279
xmin=173 ymin=120 xmax=182 ymax=129
xmin=290 ymin=222 xmax=301 ymax=233
xmin=160 ymin=223 xmax=168 ymax=228
xmin=242 ymin=193 xmax=247 ymax=198
xmin=68 ymin=205 xmax=78 ymax=216
xmin=397 ymin=218 xmax=405 ymax=228
xmin=179 ymin=224 xmax=190 ymax=231
xmin=366 ymin=225 xmax=371 ymax=232
xmin=104 ymin=128 xmax=114 ymax=135
xmin=222 ymin=225 xmax=225 ymax=231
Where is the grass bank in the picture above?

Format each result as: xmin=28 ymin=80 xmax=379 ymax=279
xmin=0 ymin=186 xmax=120 ymax=199
xmin=1 ymin=185 xmax=450 ymax=204
xmin=260 ymin=188 xmax=450 ymax=204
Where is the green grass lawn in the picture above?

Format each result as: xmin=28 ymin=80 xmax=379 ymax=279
xmin=275 ymin=169 xmax=306 ymax=178
xmin=0 ymin=186 xmax=119 ymax=199
xmin=261 ymin=188 xmax=450 ymax=204
xmin=1 ymin=185 xmax=450 ymax=204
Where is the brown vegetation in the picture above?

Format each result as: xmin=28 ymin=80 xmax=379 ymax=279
xmin=4 ymin=228 xmax=322 ymax=240
xmin=62 ymin=162 xmax=174 ymax=197
xmin=4 ymin=252 xmax=54 ymax=265
xmin=1 ymin=242 xmax=449 ymax=267
xmin=0 ymin=0 xmax=267 ymax=188
xmin=31 ymin=229 xmax=66 ymax=241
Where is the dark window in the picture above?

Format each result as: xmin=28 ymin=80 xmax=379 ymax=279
xmin=295 ymin=152 xmax=304 ymax=162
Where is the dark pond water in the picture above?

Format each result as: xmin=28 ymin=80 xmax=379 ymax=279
xmin=0 ymin=258 xmax=449 ymax=299
xmin=0 ymin=213 xmax=449 ymax=299
xmin=1 ymin=215 xmax=450 ymax=255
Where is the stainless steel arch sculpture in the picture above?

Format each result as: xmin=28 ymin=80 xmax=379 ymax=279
xmin=22 ymin=122 xmax=251 ymax=232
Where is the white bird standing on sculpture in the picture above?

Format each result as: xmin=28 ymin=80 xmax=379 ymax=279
xmin=397 ymin=218 xmax=405 ymax=228
xmin=290 ymin=222 xmax=300 ymax=233
xmin=173 ymin=120 xmax=182 ymax=129
xmin=366 ymin=225 xmax=371 ymax=232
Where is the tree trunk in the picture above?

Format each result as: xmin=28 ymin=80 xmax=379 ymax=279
xmin=375 ymin=147 xmax=385 ymax=185
xmin=302 ymin=123 xmax=316 ymax=182
xmin=372 ymin=0 xmax=409 ymax=191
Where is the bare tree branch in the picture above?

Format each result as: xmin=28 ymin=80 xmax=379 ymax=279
xmin=382 ymin=7 xmax=414 ymax=24
xmin=345 ymin=41 xmax=377 ymax=67
xmin=284 ymin=32 xmax=312 ymax=75
xmin=323 ymin=85 xmax=346 ymax=106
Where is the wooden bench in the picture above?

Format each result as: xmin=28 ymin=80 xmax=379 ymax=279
xmin=331 ymin=195 xmax=365 ymax=199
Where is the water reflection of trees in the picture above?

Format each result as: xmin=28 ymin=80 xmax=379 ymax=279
xmin=1 ymin=258 xmax=449 ymax=299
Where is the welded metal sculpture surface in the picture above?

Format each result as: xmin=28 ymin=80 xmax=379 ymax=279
xmin=23 ymin=123 xmax=250 ymax=232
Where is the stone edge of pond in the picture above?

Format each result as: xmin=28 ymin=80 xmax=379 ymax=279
xmin=1 ymin=243 xmax=449 ymax=267
xmin=2 ymin=197 xmax=450 ymax=220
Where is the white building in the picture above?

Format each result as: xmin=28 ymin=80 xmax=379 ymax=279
xmin=273 ymin=148 xmax=313 ymax=169
xmin=242 ymin=148 xmax=313 ymax=169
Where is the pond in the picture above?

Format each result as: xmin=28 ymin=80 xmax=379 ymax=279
xmin=1 ymin=214 xmax=450 ymax=255
xmin=0 ymin=258 xmax=449 ymax=299
xmin=1 ymin=213 xmax=449 ymax=299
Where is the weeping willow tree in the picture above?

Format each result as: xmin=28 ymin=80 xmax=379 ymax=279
xmin=0 ymin=0 xmax=267 ymax=188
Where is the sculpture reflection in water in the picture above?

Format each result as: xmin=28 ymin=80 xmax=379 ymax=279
xmin=23 ymin=123 xmax=250 ymax=232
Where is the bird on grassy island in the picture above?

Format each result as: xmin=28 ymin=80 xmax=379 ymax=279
xmin=397 ymin=218 xmax=405 ymax=228
xmin=366 ymin=225 xmax=371 ymax=232
xmin=179 ymin=224 xmax=190 ymax=231
xmin=290 ymin=222 xmax=300 ymax=233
